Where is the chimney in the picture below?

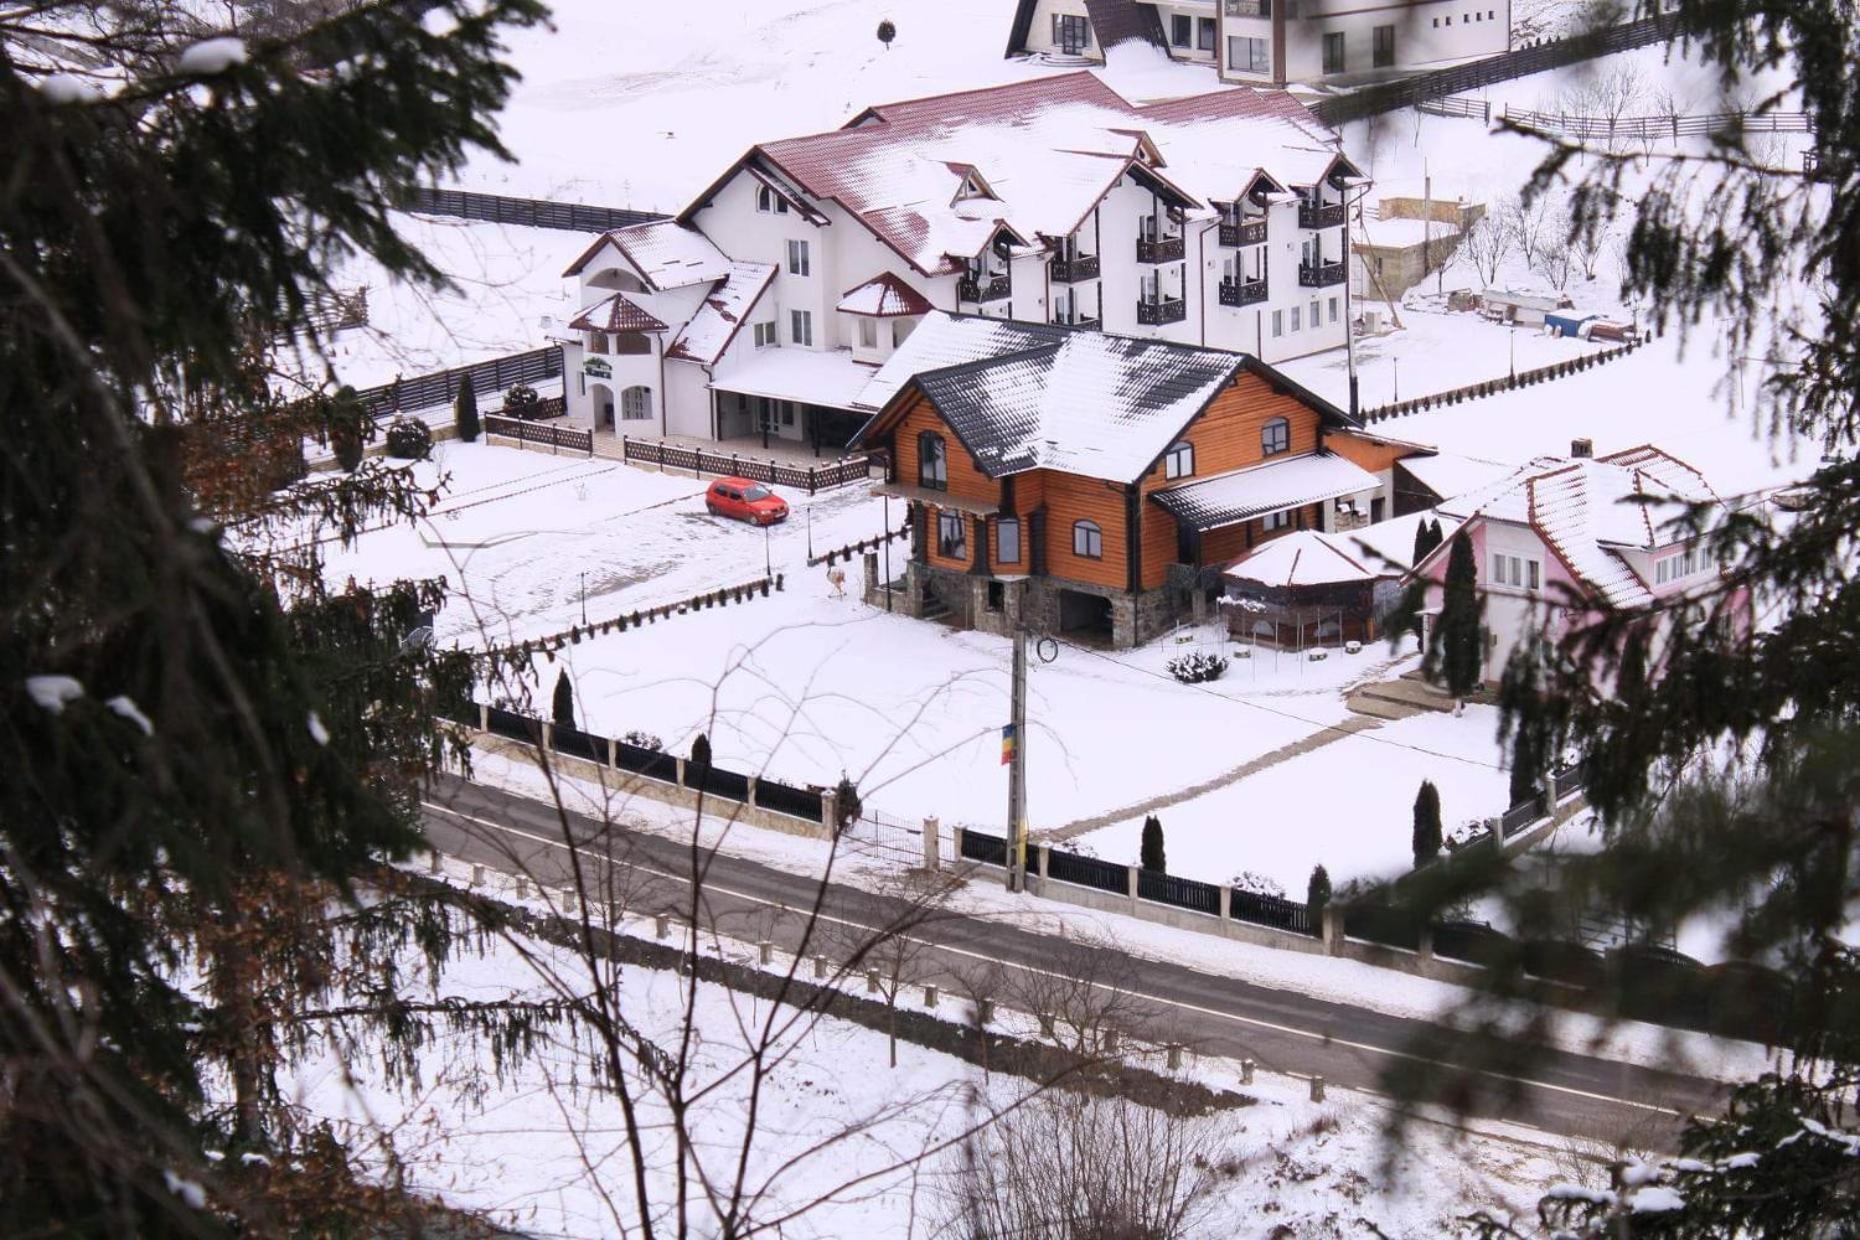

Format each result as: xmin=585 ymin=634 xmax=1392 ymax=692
xmin=1571 ymin=437 xmax=1593 ymax=459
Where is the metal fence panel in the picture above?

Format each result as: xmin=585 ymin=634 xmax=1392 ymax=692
xmin=550 ymin=725 xmax=604 ymax=763
xmin=1137 ymin=869 xmax=1220 ymax=916
xmin=683 ymin=762 xmax=752 ymax=804
xmin=485 ymin=706 xmax=539 ymax=744
xmin=1501 ymin=795 xmax=1548 ymax=835
xmin=1344 ymin=904 xmax=1422 ymax=952
xmin=1045 ymin=849 xmax=1128 ymax=894
xmin=614 ymin=740 xmax=677 ymax=783
xmin=352 ymin=345 xmax=563 ymax=418
xmin=1230 ymin=889 xmax=1314 ymax=936
xmin=754 ymin=778 xmax=825 ymax=823
xmin=406 ymin=186 xmax=667 ymax=234
xmin=960 ymin=829 xmax=1007 ymax=867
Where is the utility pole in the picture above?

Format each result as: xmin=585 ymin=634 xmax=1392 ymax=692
xmin=1005 ymin=619 xmax=1029 ymax=893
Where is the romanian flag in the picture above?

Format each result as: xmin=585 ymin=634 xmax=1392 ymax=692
xmin=1000 ymin=723 xmax=1018 ymax=765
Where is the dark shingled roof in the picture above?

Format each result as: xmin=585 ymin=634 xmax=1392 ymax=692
xmin=1083 ymin=0 xmax=1169 ymax=52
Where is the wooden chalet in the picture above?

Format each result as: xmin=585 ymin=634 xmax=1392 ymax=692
xmin=852 ymin=333 xmax=1377 ymax=647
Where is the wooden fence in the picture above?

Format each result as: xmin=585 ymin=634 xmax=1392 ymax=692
xmin=483 ymin=413 xmax=588 ymax=455
xmin=1359 ymin=335 xmax=1648 ymax=423
xmin=808 ymin=521 xmax=913 ymax=568
xmin=483 ymin=575 xmax=782 ymax=662
xmin=352 ymin=345 xmax=562 ymax=419
xmin=1309 ymin=12 xmax=1679 ymax=126
xmin=1419 ymin=96 xmax=1816 ymax=142
xmin=407 ymin=187 xmax=666 ymax=234
xmin=621 ymin=436 xmax=875 ymax=495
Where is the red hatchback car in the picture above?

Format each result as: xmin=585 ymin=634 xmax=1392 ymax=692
xmin=705 ymin=477 xmax=789 ymax=526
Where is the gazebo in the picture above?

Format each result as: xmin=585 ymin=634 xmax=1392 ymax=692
xmin=1219 ymin=530 xmax=1401 ymax=648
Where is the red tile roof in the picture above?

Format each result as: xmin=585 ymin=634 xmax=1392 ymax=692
xmin=568 ymin=293 xmax=669 ymax=334
xmin=837 ymin=273 xmax=935 ymax=317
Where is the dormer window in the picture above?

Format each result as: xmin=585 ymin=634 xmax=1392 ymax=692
xmin=1164 ymin=441 xmax=1195 ymax=480
xmin=756 ymin=185 xmax=791 ymax=215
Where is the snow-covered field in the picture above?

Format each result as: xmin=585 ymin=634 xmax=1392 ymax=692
xmin=292 ymin=865 xmax=1592 ymax=1237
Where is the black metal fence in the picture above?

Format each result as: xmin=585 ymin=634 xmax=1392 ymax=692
xmin=1137 ymin=870 xmax=1221 ymax=917
xmin=683 ymin=761 xmax=752 ymax=804
xmin=484 ymin=414 xmax=592 ymax=455
xmin=549 ymin=724 xmax=605 ymax=763
xmin=485 ymin=706 xmax=540 ymax=744
xmin=753 ymin=779 xmax=825 ymax=824
xmin=1344 ymin=904 xmax=1424 ymax=952
xmin=407 ymin=186 xmax=666 ymax=234
xmin=1046 ymin=848 xmax=1128 ymax=894
xmin=1309 ymin=13 xmax=1680 ymax=127
xmin=1231 ymin=889 xmax=1316 ymax=936
xmin=1361 ymin=338 xmax=1645 ymax=423
xmin=614 ymin=738 xmax=678 ymax=784
xmin=353 ymin=345 xmax=563 ymax=419
xmin=621 ymin=436 xmax=874 ymax=495
xmin=1501 ymin=794 xmax=1549 ymax=836
xmin=960 ymin=828 xmax=1008 ymax=867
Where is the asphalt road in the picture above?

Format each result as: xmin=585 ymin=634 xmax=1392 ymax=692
xmin=421 ymin=772 xmax=1729 ymax=1147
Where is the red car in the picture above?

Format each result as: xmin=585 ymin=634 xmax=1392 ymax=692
xmin=705 ymin=477 xmax=789 ymax=526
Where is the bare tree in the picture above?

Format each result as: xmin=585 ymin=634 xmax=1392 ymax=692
xmin=1452 ymin=209 xmax=1518 ymax=289
xmin=1004 ymin=933 xmax=1158 ymax=1062
xmin=1509 ymin=193 xmax=1559 ymax=274
xmin=934 ymin=1089 xmax=1240 ymax=1239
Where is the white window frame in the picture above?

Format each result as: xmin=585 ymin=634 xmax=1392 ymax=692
xmin=997 ymin=517 xmax=1021 ymax=565
xmin=753 ymin=320 xmax=777 ymax=348
xmin=790 ymin=309 xmax=812 ymax=346
xmin=858 ymin=317 xmax=878 ymax=348
xmin=1290 ymin=305 xmax=1302 ymax=332
xmin=786 ymin=239 xmax=809 ymax=276
xmin=1261 ymin=417 xmax=1290 ymax=456
xmin=937 ymin=511 xmax=967 ymax=558
xmin=1072 ymin=519 xmax=1104 ymax=560
xmin=1271 ymin=309 xmax=1284 ymax=337
xmin=619 ymin=385 xmax=652 ymax=421
xmin=1164 ymin=441 xmax=1195 ymax=480
xmin=1262 ymin=509 xmax=1291 ymax=532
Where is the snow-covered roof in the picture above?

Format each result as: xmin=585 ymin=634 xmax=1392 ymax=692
xmin=838 ymin=273 xmax=935 ymax=317
xmin=1356 ymin=218 xmax=1460 ymax=249
xmin=1397 ymin=451 xmax=1517 ymax=505
xmin=903 ymin=333 xmax=1245 ymax=483
xmin=853 ymin=312 xmax=1069 ymax=411
xmin=1430 ymin=446 xmax=1722 ymax=608
xmin=1224 ymin=530 xmax=1389 ymax=588
xmin=667 ymin=262 xmax=777 ymax=365
xmin=710 ymin=347 xmax=877 ymax=411
xmin=1153 ymin=453 xmax=1380 ymax=531
xmin=1338 ymin=509 xmax=1464 ymax=575
xmin=688 ymin=72 xmax=1352 ymax=278
xmin=564 ymin=220 xmax=731 ymax=290
xmin=568 ymin=292 xmax=669 ymax=334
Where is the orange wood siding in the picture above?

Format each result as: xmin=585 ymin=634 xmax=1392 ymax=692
xmin=1139 ymin=502 xmax=1176 ymax=589
xmin=886 ymin=393 xmax=1000 ymax=505
xmin=1137 ymin=371 xmax=1325 ymax=498
xmin=1038 ymin=471 xmax=1127 ymax=590
xmin=923 ymin=505 xmax=983 ymax=573
xmin=1323 ymin=430 xmax=1409 ymax=475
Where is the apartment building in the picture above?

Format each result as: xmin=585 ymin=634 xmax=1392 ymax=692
xmin=1008 ymin=0 xmax=1510 ymax=87
xmin=555 ymin=72 xmax=1364 ymax=451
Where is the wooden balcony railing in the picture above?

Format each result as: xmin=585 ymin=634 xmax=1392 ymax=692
xmin=1299 ymin=260 xmax=1347 ymax=288
xmin=1219 ymin=218 xmax=1268 ymax=247
xmin=1136 ymin=297 xmax=1187 ymax=325
xmin=1050 ymin=253 xmax=1100 ymax=283
xmin=957 ymin=273 xmax=1012 ymax=302
xmin=1219 ymin=277 xmax=1269 ymax=307
xmin=1299 ymin=201 xmax=1346 ymax=229
xmin=1135 ymin=235 xmax=1186 ymax=264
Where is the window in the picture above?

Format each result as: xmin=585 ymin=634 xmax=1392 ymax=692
xmin=1290 ymin=305 xmax=1301 ymax=332
xmin=938 ymin=511 xmax=967 ymax=558
xmin=1489 ymin=553 xmax=1542 ymax=590
xmin=1171 ymin=13 xmax=1191 ymax=46
xmin=1528 ymin=559 xmax=1541 ymax=591
xmin=786 ymin=239 xmax=810 ymax=276
xmin=1164 ymin=440 xmax=1195 ymax=480
xmin=1271 ymin=309 xmax=1284 ymax=337
xmin=858 ymin=317 xmax=878 ymax=349
xmin=1322 ymin=31 xmax=1345 ymax=73
xmin=997 ymin=517 xmax=1021 ymax=565
xmin=620 ymin=385 xmax=652 ymax=421
xmin=893 ymin=317 xmax=917 ymax=346
xmin=918 ymin=431 xmax=948 ymax=491
xmin=753 ymin=320 xmax=777 ymax=348
xmin=1072 ymin=519 xmax=1103 ymax=559
xmin=1262 ymin=510 xmax=1291 ymax=532
xmin=1445 ymin=14 xmax=1452 ymax=24
xmin=1310 ymin=299 xmax=1321 ymax=327
xmin=1329 ymin=296 xmax=1339 ymax=323
xmin=780 ymin=402 xmax=795 ymax=427
xmin=1198 ymin=16 xmax=1216 ymax=51
xmin=1432 ymin=16 xmax=1439 ymax=27
xmin=1053 ymin=13 xmax=1090 ymax=53
xmin=588 ymin=331 xmax=609 ymax=354
xmin=1368 ymin=23 xmax=1398 ymax=65
xmin=1228 ymin=35 xmax=1269 ymax=73
xmin=1261 ymin=417 xmax=1290 ymax=456
xmin=790 ymin=309 xmax=812 ymax=346
xmin=755 ymin=185 xmax=790 ymax=215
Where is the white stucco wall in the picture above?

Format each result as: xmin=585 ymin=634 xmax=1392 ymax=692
xmin=1020 ymin=0 xmax=1100 ymax=57
xmin=1218 ymin=0 xmax=1509 ymax=84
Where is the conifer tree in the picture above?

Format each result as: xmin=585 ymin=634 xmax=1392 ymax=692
xmin=1305 ymin=864 xmax=1331 ymax=914
xmin=552 ymin=668 xmax=575 ymax=731
xmin=1140 ymin=814 xmax=1166 ymax=873
xmin=1429 ymin=531 xmax=1484 ymax=705
xmin=455 ymin=372 xmax=481 ymax=442
xmin=692 ymin=731 xmax=712 ymax=769
xmin=1411 ymin=780 xmax=1442 ymax=868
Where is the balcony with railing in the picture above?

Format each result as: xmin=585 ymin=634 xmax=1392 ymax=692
xmin=1218 ymin=218 xmax=1268 ymax=247
xmin=1218 ymin=277 xmax=1269 ymax=307
xmin=1298 ymin=260 xmax=1347 ymax=288
xmin=1050 ymin=253 xmax=1100 ymax=284
xmin=1136 ymin=296 xmax=1187 ymax=326
xmin=1052 ymin=312 xmax=1100 ymax=329
xmin=957 ymin=272 xmax=1012 ymax=302
xmin=1223 ymin=0 xmax=1269 ymax=16
xmin=1136 ymin=235 xmax=1186 ymax=264
xmin=1299 ymin=200 xmax=1346 ymax=229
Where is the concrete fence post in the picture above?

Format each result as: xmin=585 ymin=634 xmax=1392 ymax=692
xmin=813 ymin=955 xmax=828 ymax=979
xmin=1309 ymin=1075 xmax=1326 ymax=1103
xmin=745 ymin=776 xmax=759 ymax=809
xmin=1417 ymin=925 xmax=1435 ymax=964
xmin=1241 ymin=1058 xmax=1256 ymax=1085
xmin=540 ymin=722 xmax=552 ymax=752
xmin=1126 ymin=864 xmax=1140 ymax=911
xmin=758 ymin=940 xmax=773 ymax=966
xmin=655 ymin=915 xmax=670 ymax=940
xmin=606 ymin=735 xmax=617 ymax=768
xmin=866 ymin=968 xmax=880 ymax=994
xmin=478 ymin=703 xmax=489 ymax=734
xmin=977 ymin=998 xmax=994 ymax=1025
xmin=1322 ymin=904 xmax=1345 ymax=956
xmin=674 ymin=756 xmax=686 ymax=789
xmin=1167 ymin=1045 xmax=1183 ymax=1071
xmin=951 ymin=824 xmax=966 ymax=863
xmin=1036 ymin=842 xmax=1050 ymax=883
xmin=470 ymin=864 xmax=483 ymax=886
xmin=923 ymin=984 xmax=938 ymax=1008
xmin=822 ymin=789 xmax=841 ymax=833
xmin=923 ymin=816 xmax=941 ymax=869
xmin=1218 ymin=885 xmax=1232 ymax=922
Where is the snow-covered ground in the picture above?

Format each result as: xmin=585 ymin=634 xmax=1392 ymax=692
xmin=291 ymin=862 xmax=1605 ymax=1237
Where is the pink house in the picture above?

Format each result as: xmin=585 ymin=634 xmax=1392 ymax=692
xmin=1409 ymin=443 xmax=1742 ymax=682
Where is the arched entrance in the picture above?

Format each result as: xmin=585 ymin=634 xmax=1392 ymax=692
xmin=589 ymin=382 xmax=615 ymax=430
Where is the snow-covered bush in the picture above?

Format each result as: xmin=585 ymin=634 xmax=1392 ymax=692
xmin=1165 ymin=650 xmax=1228 ymax=684
xmin=385 ymin=417 xmax=432 ymax=460
xmin=502 ymin=383 xmax=543 ymax=419
xmin=621 ymin=730 xmax=663 ymax=752
xmin=1227 ymin=871 xmax=1286 ymax=899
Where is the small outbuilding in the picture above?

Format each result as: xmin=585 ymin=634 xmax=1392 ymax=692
xmin=1219 ymin=529 xmax=1404 ymax=647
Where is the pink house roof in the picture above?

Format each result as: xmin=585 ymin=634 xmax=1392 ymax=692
xmin=568 ymin=292 xmax=668 ymax=334
xmin=837 ymin=273 xmax=934 ymax=317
